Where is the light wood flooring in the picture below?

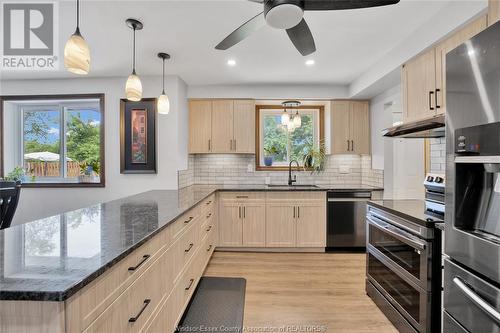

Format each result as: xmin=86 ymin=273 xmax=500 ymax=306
xmin=204 ymin=252 xmax=397 ymax=333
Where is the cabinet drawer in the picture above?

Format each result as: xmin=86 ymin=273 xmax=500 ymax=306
xmin=66 ymin=228 xmax=171 ymax=332
xmin=171 ymin=259 xmax=201 ymax=328
xmin=219 ymin=192 xmax=265 ymax=201
xmin=171 ymin=206 xmax=201 ymax=240
xmin=201 ymin=194 xmax=216 ymax=215
xmin=266 ymin=191 xmax=325 ymax=202
xmin=83 ymin=248 xmax=172 ymax=333
xmin=172 ymin=223 xmax=200 ymax=284
xmin=201 ymin=212 xmax=215 ymax=238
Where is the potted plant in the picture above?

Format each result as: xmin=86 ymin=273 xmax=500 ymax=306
xmin=264 ymin=146 xmax=279 ymax=166
xmin=78 ymin=160 xmax=100 ymax=183
xmin=302 ymin=140 xmax=326 ymax=174
xmin=4 ymin=166 xmax=34 ymax=183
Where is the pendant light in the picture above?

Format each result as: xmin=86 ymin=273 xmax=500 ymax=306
xmin=281 ymin=108 xmax=290 ymax=126
xmin=125 ymin=19 xmax=143 ymax=102
xmin=157 ymin=53 xmax=171 ymax=115
xmin=293 ymin=110 xmax=301 ymax=128
xmin=64 ymin=0 xmax=90 ymax=75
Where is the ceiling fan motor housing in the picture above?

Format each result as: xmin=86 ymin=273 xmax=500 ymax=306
xmin=264 ymin=0 xmax=304 ymax=30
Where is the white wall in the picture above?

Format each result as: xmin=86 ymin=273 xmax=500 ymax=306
xmin=0 ymin=75 xmax=188 ymax=225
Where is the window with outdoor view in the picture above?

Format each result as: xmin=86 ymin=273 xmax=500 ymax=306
xmin=1 ymin=95 xmax=105 ymax=187
xmin=257 ymin=106 xmax=324 ymax=170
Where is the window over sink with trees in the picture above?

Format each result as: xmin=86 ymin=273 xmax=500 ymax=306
xmin=256 ymin=105 xmax=324 ymax=171
xmin=0 ymin=94 xmax=105 ymax=187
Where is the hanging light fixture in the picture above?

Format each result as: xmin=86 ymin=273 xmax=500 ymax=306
xmin=281 ymin=108 xmax=290 ymax=126
xmin=64 ymin=0 xmax=90 ymax=75
xmin=293 ymin=109 xmax=301 ymax=128
xmin=125 ymin=18 xmax=144 ymax=101
xmin=157 ymin=53 xmax=171 ymax=115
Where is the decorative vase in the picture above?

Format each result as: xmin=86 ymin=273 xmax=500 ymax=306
xmin=264 ymin=156 xmax=273 ymax=167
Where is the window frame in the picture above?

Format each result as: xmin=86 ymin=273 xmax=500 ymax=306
xmin=255 ymin=105 xmax=325 ymax=171
xmin=0 ymin=94 xmax=105 ymax=188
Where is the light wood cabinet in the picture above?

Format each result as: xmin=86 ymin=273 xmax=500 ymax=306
xmin=489 ymin=0 xmax=500 ymax=26
xmin=331 ymin=100 xmax=370 ymax=155
xmin=218 ymin=192 xmax=266 ymax=247
xmin=265 ymin=202 xmax=296 ymax=247
xmin=188 ymin=99 xmax=255 ymax=154
xmin=296 ymin=201 xmax=327 ymax=247
xmin=188 ymin=100 xmax=212 ymax=153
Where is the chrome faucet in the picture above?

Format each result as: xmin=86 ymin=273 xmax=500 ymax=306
xmin=288 ymin=160 xmax=299 ymax=186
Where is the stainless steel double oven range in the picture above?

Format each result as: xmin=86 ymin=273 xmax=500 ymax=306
xmin=444 ymin=21 xmax=500 ymax=332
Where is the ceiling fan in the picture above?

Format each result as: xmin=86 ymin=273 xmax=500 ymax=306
xmin=215 ymin=0 xmax=400 ymax=56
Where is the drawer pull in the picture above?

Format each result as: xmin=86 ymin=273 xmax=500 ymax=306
xmin=185 ymin=243 xmax=194 ymax=253
xmin=184 ymin=216 xmax=194 ymax=224
xmin=236 ymin=196 xmax=249 ymax=199
xmin=128 ymin=299 xmax=151 ymax=323
xmin=128 ymin=255 xmax=150 ymax=272
xmin=185 ymin=278 xmax=195 ymax=290
xmin=207 ymin=244 xmax=213 ymax=252
xmin=206 ymin=225 xmax=212 ymax=232
xmin=206 ymin=213 xmax=212 ymax=218
xmin=206 ymin=200 xmax=212 ymax=205
xmin=453 ymin=277 xmax=500 ymax=324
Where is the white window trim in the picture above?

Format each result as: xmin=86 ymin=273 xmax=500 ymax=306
xmin=259 ymin=108 xmax=320 ymax=167
xmin=19 ymin=100 xmax=100 ymax=183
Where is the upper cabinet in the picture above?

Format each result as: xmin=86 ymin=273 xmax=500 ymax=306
xmin=188 ymin=99 xmax=255 ymax=154
xmin=331 ymin=100 xmax=370 ymax=155
xmin=489 ymin=0 xmax=500 ymax=26
xmin=402 ymin=14 xmax=488 ymax=123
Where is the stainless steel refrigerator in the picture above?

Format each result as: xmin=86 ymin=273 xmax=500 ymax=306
xmin=444 ymin=21 xmax=500 ymax=332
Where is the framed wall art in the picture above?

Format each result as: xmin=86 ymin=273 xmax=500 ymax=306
xmin=120 ymin=98 xmax=157 ymax=174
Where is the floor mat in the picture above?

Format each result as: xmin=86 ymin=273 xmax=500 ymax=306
xmin=177 ymin=276 xmax=246 ymax=333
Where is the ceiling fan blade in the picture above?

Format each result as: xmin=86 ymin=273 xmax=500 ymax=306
xmin=303 ymin=0 xmax=400 ymax=11
xmin=215 ymin=12 xmax=265 ymax=50
xmin=286 ymin=19 xmax=316 ymax=56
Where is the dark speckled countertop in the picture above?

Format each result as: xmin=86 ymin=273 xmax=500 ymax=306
xmin=0 ymin=184 xmax=382 ymax=302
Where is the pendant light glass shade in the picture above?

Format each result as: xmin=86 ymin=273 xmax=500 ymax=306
xmin=293 ymin=111 xmax=301 ymax=128
xmin=281 ymin=110 xmax=290 ymax=125
xmin=157 ymin=93 xmax=170 ymax=115
xmin=64 ymin=0 xmax=90 ymax=75
xmin=125 ymin=73 xmax=142 ymax=102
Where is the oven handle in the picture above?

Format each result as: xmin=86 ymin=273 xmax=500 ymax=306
xmin=453 ymin=277 xmax=500 ymax=324
xmin=367 ymin=216 xmax=427 ymax=251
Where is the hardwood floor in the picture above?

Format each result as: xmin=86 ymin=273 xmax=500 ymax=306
xmin=204 ymin=252 xmax=397 ymax=333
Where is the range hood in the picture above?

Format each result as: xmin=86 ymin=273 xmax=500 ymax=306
xmin=382 ymin=114 xmax=445 ymax=138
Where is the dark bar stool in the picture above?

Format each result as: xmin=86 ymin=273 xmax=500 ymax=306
xmin=0 ymin=181 xmax=21 ymax=230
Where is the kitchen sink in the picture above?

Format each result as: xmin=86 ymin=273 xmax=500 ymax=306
xmin=266 ymin=184 xmax=320 ymax=189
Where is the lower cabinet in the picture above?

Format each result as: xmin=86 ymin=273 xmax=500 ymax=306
xmin=265 ymin=202 xmax=296 ymax=247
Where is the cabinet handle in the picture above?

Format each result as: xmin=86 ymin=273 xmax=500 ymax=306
xmin=236 ymin=195 xmax=249 ymax=199
xmin=207 ymin=244 xmax=213 ymax=252
xmin=128 ymin=255 xmax=150 ymax=271
xmin=208 ymin=139 xmax=211 ymax=151
xmin=429 ymin=91 xmax=435 ymax=110
xmin=185 ymin=278 xmax=195 ymax=290
xmin=185 ymin=243 xmax=194 ymax=253
xmin=239 ymin=206 xmax=241 ymax=219
xmin=206 ymin=213 xmax=212 ymax=218
xmin=243 ymin=206 xmax=246 ymax=218
xmin=351 ymin=140 xmax=354 ymax=152
xmin=230 ymin=139 xmax=233 ymax=150
xmin=184 ymin=216 xmax=194 ymax=224
xmin=293 ymin=206 xmax=296 ymax=218
xmin=206 ymin=225 xmax=212 ymax=232
xmin=435 ymin=89 xmax=441 ymax=109
xmin=234 ymin=140 xmax=237 ymax=151
xmin=347 ymin=140 xmax=350 ymax=151
xmin=297 ymin=206 xmax=300 ymax=219
xmin=206 ymin=200 xmax=212 ymax=205
xmin=129 ymin=299 xmax=151 ymax=323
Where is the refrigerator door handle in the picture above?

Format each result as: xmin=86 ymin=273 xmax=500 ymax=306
xmin=453 ymin=276 xmax=500 ymax=324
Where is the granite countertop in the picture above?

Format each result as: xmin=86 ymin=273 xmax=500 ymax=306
xmin=367 ymin=200 xmax=444 ymax=228
xmin=0 ymin=184 xmax=383 ymax=302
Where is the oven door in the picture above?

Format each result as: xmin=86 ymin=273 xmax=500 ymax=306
xmin=367 ymin=214 xmax=432 ymax=290
xmin=367 ymin=251 xmax=431 ymax=333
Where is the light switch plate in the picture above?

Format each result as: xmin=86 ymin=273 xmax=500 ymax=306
xmin=265 ymin=177 xmax=271 ymax=185
xmin=339 ymin=165 xmax=350 ymax=174
xmin=247 ymin=163 xmax=253 ymax=172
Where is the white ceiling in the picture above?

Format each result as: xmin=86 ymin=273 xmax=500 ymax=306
xmin=2 ymin=0 xmax=454 ymax=85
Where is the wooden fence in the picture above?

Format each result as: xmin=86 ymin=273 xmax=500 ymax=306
xmin=25 ymin=161 xmax=81 ymax=177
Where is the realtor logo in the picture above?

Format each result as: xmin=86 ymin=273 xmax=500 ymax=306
xmin=2 ymin=2 xmax=58 ymax=70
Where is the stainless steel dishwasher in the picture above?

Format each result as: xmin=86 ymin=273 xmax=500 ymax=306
xmin=326 ymin=191 xmax=372 ymax=250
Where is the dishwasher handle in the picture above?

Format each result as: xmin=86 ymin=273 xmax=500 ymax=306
xmin=328 ymin=191 xmax=371 ymax=201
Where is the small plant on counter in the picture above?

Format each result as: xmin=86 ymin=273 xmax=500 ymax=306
xmin=78 ymin=160 xmax=100 ymax=183
xmin=3 ymin=166 xmax=34 ymax=183
xmin=264 ymin=146 xmax=279 ymax=167
xmin=302 ymin=139 xmax=326 ymax=174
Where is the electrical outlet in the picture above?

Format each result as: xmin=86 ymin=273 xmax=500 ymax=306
xmin=265 ymin=177 xmax=271 ymax=185
xmin=247 ymin=163 xmax=253 ymax=172
xmin=339 ymin=165 xmax=350 ymax=174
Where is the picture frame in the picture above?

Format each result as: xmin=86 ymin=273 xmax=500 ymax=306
xmin=120 ymin=98 xmax=157 ymax=174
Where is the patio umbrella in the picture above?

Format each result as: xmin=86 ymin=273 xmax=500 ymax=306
xmin=24 ymin=152 xmax=73 ymax=162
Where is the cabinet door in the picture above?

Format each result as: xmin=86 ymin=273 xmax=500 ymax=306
xmin=265 ymin=202 xmax=296 ymax=247
xmin=188 ymin=100 xmax=212 ymax=153
xmin=218 ymin=200 xmax=242 ymax=247
xmin=350 ymin=101 xmax=370 ymax=155
xmin=296 ymin=202 xmax=326 ymax=247
xmin=233 ymin=100 xmax=255 ymax=153
xmin=211 ymin=100 xmax=234 ymax=153
xmin=242 ymin=202 xmax=266 ymax=247
xmin=402 ymin=48 xmax=437 ymax=122
xmin=331 ymin=101 xmax=351 ymax=154
xmin=489 ymin=0 xmax=500 ymax=26
xmin=435 ymin=16 xmax=487 ymax=115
